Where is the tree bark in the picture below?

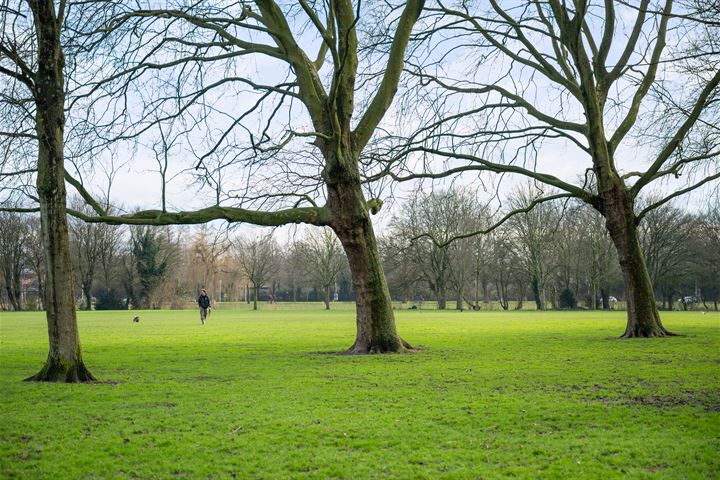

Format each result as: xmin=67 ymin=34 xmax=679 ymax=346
xmin=482 ymin=279 xmax=490 ymax=306
xmin=324 ymin=285 xmax=330 ymax=310
xmin=335 ymin=221 xmax=410 ymax=353
xmin=455 ymin=286 xmax=463 ymax=311
xmin=437 ymin=287 xmax=447 ymax=310
xmin=496 ymin=279 xmax=509 ymax=310
xmin=591 ymin=285 xmax=598 ymax=310
xmin=515 ymin=280 xmax=525 ymax=310
xmin=329 ymin=179 xmax=410 ymax=354
xmin=83 ymin=282 xmax=93 ymax=311
xmin=601 ymin=288 xmax=610 ymax=311
xmin=603 ymin=187 xmax=674 ymax=337
xmin=5 ymin=286 xmax=21 ymax=311
xmin=26 ymin=0 xmax=94 ymax=382
xmin=253 ymin=284 xmax=258 ymax=310
xmin=532 ymin=276 xmax=543 ymax=310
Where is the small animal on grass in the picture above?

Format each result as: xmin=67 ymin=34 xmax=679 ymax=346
xmin=133 ymin=316 xmax=140 ymax=323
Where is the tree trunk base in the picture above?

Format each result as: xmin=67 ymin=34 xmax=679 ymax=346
xmin=345 ymin=338 xmax=414 ymax=354
xmin=25 ymin=358 xmax=96 ymax=383
xmin=620 ymin=325 xmax=677 ymax=338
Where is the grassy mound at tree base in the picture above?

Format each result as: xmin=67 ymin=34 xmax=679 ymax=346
xmin=1 ymin=309 xmax=718 ymax=479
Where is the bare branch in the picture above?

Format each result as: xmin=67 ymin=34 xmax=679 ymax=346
xmin=414 ymin=192 xmax=575 ymax=248
xmin=68 ymin=204 xmax=331 ymax=228
xmin=635 ymin=170 xmax=720 ymax=223
xmin=631 ymin=69 xmax=720 ymax=196
xmin=354 ymin=0 xmax=425 ymax=149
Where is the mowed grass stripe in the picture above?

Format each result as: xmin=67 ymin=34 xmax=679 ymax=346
xmin=1 ymin=308 xmax=718 ymax=479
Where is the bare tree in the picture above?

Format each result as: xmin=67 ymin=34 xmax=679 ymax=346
xmin=58 ymin=0 xmax=426 ymax=353
xmin=234 ymin=234 xmax=278 ymax=311
xmin=691 ymin=196 xmax=720 ymax=309
xmin=0 ymin=212 xmax=27 ymax=310
xmin=276 ymin=241 xmax=309 ymax=303
xmin=639 ymin=202 xmax=695 ymax=309
xmin=187 ymin=225 xmax=232 ymax=300
xmin=0 ymin=0 xmax=95 ymax=380
xmin=23 ymin=216 xmax=46 ymax=310
xmin=389 ymin=189 xmax=465 ymax=309
xmin=379 ymin=231 xmax=425 ymax=306
xmin=391 ymin=0 xmax=720 ymax=336
xmin=447 ymin=195 xmax=487 ymax=310
xmin=93 ymin=215 xmax=123 ymax=309
xmin=485 ymin=226 xmax=520 ymax=310
xmin=573 ymin=205 xmax=619 ymax=309
xmin=68 ymin=199 xmax=112 ymax=310
xmin=298 ymin=227 xmax=347 ymax=309
xmin=506 ymin=185 xmax=561 ymax=310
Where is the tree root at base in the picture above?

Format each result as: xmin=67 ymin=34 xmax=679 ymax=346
xmin=24 ymin=360 xmax=96 ymax=383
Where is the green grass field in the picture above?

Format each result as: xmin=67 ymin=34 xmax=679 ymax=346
xmin=1 ymin=307 xmax=718 ymax=479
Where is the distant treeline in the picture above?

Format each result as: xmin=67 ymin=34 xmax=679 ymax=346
xmin=1 ymin=188 xmax=717 ymax=312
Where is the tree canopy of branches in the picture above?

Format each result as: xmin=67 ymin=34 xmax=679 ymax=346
xmin=392 ymin=0 xmax=720 ymax=337
xmin=389 ymin=187 xmax=484 ymax=310
xmin=44 ymin=0 xmax=427 ymax=353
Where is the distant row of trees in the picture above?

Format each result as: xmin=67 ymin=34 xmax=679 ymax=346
xmin=384 ymin=186 xmax=719 ymax=312
xmin=3 ymin=188 xmax=717 ymax=312
xmin=0 ymin=204 xmax=351 ymax=312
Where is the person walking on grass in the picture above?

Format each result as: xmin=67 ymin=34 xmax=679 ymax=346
xmin=198 ymin=288 xmax=211 ymax=325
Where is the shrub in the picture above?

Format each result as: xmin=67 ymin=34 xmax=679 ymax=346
xmin=94 ymin=288 xmax=125 ymax=310
xmin=559 ymin=288 xmax=577 ymax=309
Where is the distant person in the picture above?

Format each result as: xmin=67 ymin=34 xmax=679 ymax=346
xmin=198 ymin=288 xmax=211 ymax=325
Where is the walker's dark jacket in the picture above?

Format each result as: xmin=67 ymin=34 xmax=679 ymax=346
xmin=198 ymin=295 xmax=210 ymax=308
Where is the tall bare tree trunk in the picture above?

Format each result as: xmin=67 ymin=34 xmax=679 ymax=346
xmin=83 ymin=284 xmax=92 ymax=311
xmin=335 ymin=221 xmax=410 ymax=353
xmin=515 ymin=281 xmax=525 ymax=310
xmin=602 ymin=186 xmax=673 ymax=337
xmin=591 ymin=285 xmax=598 ymax=310
xmin=532 ymin=276 xmax=544 ymax=310
xmin=437 ymin=286 xmax=447 ymax=310
xmin=6 ymin=286 xmax=21 ymax=311
xmin=324 ymin=285 xmax=330 ymax=310
xmin=329 ymin=180 xmax=410 ymax=354
xmin=455 ymin=286 xmax=463 ymax=311
xmin=600 ymin=288 xmax=610 ymax=310
xmin=26 ymin=0 xmax=94 ymax=382
xmin=482 ymin=280 xmax=490 ymax=307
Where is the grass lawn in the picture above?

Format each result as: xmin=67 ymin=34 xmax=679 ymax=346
xmin=1 ymin=307 xmax=718 ymax=479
